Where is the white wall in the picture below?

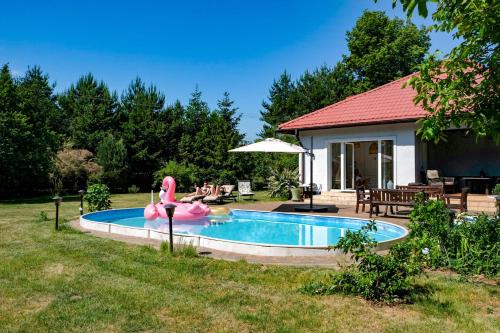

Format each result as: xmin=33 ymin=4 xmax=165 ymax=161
xmin=299 ymin=122 xmax=417 ymax=191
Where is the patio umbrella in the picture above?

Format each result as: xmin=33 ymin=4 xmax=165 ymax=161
xmin=229 ymin=137 xmax=328 ymax=212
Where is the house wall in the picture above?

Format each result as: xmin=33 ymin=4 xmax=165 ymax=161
xmin=299 ymin=122 xmax=417 ymax=191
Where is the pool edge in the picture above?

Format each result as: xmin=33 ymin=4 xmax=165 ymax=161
xmin=80 ymin=208 xmax=408 ymax=257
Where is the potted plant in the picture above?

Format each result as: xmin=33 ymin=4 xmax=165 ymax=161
xmin=268 ymin=167 xmax=299 ymax=200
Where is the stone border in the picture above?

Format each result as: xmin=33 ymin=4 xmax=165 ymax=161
xmin=80 ymin=208 xmax=408 ymax=257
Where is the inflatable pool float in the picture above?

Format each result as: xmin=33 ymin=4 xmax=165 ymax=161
xmin=144 ymin=176 xmax=211 ymax=220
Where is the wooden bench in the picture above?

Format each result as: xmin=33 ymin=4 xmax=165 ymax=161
xmin=369 ymin=188 xmax=430 ymax=218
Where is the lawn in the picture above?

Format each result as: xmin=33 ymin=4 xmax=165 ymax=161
xmin=0 ymin=193 xmax=498 ymax=332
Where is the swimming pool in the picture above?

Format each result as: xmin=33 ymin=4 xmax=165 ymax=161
xmin=80 ymin=208 xmax=408 ymax=256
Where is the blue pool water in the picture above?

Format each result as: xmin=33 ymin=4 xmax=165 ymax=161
xmin=82 ymin=208 xmax=407 ymax=247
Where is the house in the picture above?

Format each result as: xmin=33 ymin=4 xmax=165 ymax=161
xmin=278 ymin=73 xmax=500 ymax=201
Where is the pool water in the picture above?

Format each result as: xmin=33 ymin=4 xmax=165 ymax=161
xmin=82 ymin=208 xmax=407 ymax=247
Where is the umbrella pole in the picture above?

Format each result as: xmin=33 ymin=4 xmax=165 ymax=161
xmin=310 ymin=136 xmax=313 ymax=210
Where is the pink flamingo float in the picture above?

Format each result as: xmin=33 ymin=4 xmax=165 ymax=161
xmin=144 ymin=176 xmax=211 ymax=220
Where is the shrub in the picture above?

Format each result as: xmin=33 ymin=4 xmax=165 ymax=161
xmin=154 ymin=161 xmax=199 ymax=192
xmin=50 ymin=148 xmax=102 ymax=193
xmin=85 ymin=184 xmax=111 ymax=211
xmin=128 ymin=184 xmax=140 ymax=193
xmin=448 ymin=214 xmax=499 ymax=277
xmin=301 ymin=221 xmax=424 ymax=304
xmin=268 ymin=167 xmax=299 ymax=199
xmin=408 ymin=195 xmax=499 ymax=277
xmin=492 ymin=184 xmax=500 ymax=195
xmin=408 ymin=193 xmax=453 ymax=267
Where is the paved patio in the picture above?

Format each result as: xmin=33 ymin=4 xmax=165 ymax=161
xmin=72 ymin=201 xmax=408 ymax=267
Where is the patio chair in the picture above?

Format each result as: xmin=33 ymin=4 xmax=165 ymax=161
xmin=426 ymin=170 xmax=455 ymax=193
xmin=237 ymin=180 xmax=254 ymax=201
xmin=441 ymin=187 xmax=469 ymax=213
xmin=355 ymin=186 xmax=370 ymax=213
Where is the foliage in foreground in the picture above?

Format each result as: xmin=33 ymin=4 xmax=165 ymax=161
xmin=84 ymin=183 xmax=112 ymax=212
xmin=409 ymin=193 xmax=499 ymax=277
xmin=302 ymin=195 xmax=499 ymax=304
xmin=383 ymin=0 xmax=500 ymax=143
xmin=301 ymin=221 xmax=424 ymax=304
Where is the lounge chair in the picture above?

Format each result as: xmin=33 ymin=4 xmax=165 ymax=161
xmin=237 ymin=180 xmax=254 ymax=201
xmin=179 ymin=194 xmax=205 ymax=203
xmin=220 ymin=185 xmax=236 ymax=202
xmin=179 ymin=185 xmax=208 ymax=203
xmin=203 ymin=186 xmax=224 ymax=204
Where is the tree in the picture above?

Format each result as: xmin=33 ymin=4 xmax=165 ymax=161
xmin=382 ymin=0 xmax=500 ymax=142
xmin=120 ymin=78 xmax=166 ymax=189
xmin=159 ymin=100 xmax=185 ymax=161
xmin=259 ymin=11 xmax=430 ymax=138
xmin=345 ymin=10 xmax=430 ymax=90
xmin=204 ymin=92 xmax=245 ymax=183
xmin=259 ymin=71 xmax=298 ymax=137
xmin=294 ymin=63 xmax=358 ymax=118
xmin=0 ymin=111 xmax=36 ymax=196
xmin=178 ymin=87 xmax=212 ymax=170
xmin=0 ymin=64 xmax=17 ymax=113
xmin=96 ymin=134 xmax=128 ymax=190
xmin=58 ymin=73 xmax=118 ymax=152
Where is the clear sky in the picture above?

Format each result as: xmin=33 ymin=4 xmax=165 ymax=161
xmin=0 ymin=0 xmax=457 ymax=140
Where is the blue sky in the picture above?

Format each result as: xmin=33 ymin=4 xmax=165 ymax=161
xmin=0 ymin=0 xmax=457 ymax=139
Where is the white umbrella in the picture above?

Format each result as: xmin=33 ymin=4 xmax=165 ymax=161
xmin=229 ymin=138 xmax=306 ymax=153
xmin=229 ymin=137 xmax=328 ymax=212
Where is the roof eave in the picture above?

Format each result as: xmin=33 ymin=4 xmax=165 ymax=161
xmin=277 ymin=117 xmax=423 ymax=134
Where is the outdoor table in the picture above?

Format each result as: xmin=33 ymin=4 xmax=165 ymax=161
xmin=461 ymin=177 xmax=491 ymax=194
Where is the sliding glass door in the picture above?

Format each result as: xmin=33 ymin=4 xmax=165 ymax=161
xmin=330 ymin=139 xmax=394 ymax=190
xmin=345 ymin=143 xmax=355 ymax=190
xmin=381 ymin=140 xmax=394 ymax=189
xmin=331 ymin=143 xmax=341 ymax=189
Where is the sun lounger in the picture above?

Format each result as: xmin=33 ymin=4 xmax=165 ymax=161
xmin=237 ymin=180 xmax=254 ymax=201
xmin=179 ymin=194 xmax=205 ymax=203
xmin=221 ymin=185 xmax=236 ymax=202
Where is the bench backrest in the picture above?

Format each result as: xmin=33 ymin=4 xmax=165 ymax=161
xmin=370 ymin=188 xmax=427 ymax=204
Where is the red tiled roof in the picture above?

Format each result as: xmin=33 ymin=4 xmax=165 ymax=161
xmin=278 ymin=73 xmax=426 ymax=132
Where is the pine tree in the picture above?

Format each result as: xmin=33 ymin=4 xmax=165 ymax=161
xmin=58 ymin=73 xmax=118 ymax=152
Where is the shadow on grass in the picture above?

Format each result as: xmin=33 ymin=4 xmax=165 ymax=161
xmin=412 ymin=282 xmax=459 ymax=317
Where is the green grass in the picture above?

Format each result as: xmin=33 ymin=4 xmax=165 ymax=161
xmin=0 ymin=193 xmax=498 ymax=332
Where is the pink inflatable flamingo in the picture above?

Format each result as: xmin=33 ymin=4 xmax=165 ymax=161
xmin=144 ymin=176 xmax=211 ymax=220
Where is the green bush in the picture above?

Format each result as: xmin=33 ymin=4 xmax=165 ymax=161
xmin=301 ymin=221 xmax=424 ymax=304
xmin=408 ymin=194 xmax=499 ymax=277
xmin=268 ymin=167 xmax=299 ymax=199
xmin=492 ymin=184 xmax=500 ymax=195
xmin=154 ymin=161 xmax=199 ymax=192
xmin=128 ymin=184 xmax=140 ymax=193
xmin=448 ymin=214 xmax=499 ymax=277
xmin=408 ymin=193 xmax=453 ymax=267
xmin=85 ymin=184 xmax=112 ymax=212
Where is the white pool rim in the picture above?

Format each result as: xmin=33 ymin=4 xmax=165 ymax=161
xmin=79 ymin=208 xmax=409 ymax=257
